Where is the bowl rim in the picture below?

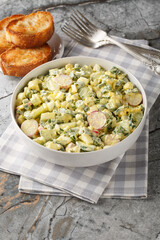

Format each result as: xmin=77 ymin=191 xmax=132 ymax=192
xmin=11 ymin=55 xmax=148 ymax=156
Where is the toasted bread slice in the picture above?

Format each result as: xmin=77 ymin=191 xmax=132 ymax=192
xmin=0 ymin=43 xmax=52 ymax=77
xmin=6 ymin=11 xmax=54 ymax=48
xmin=0 ymin=14 xmax=23 ymax=54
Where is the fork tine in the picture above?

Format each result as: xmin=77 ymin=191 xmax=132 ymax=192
xmin=62 ymin=23 xmax=94 ymax=46
xmin=62 ymin=27 xmax=92 ymax=48
xmin=71 ymin=10 xmax=95 ymax=35
xmin=75 ymin=10 xmax=97 ymax=31
xmin=63 ymin=23 xmax=87 ymax=38
xmin=62 ymin=27 xmax=91 ymax=45
xmin=63 ymin=30 xmax=92 ymax=48
xmin=70 ymin=14 xmax=90 ymax=35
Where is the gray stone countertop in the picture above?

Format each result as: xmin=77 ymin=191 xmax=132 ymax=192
xmin=0 ymin=1 xmax=160 ymax=239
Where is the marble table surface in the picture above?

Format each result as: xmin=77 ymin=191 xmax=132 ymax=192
xmin=0 ymin=1 xmax=160 ymax=239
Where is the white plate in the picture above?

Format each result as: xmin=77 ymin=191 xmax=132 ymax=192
xmin=48 ymin=32 xmax=64 ymax=60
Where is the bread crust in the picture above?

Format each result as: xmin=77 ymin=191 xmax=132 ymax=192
xmin=0 ymin=14 xmax=23 ymax=54
xmin=0 ymin=43 xmax=52 ymax=77
xmin=6 ymin=11 xmax=54 ymax=48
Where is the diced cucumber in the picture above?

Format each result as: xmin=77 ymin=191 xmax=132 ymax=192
xmin=49 ymin=68 xmax=59 ymax=76
xmin=30 ymin=103 xmax=48 ymax=119
xmin=74 ymin=63 xmax=81 ymax=71
xmin=79 ymin=87 xmax=92 ymax=99
xmin=24 ymin=111 xmax=32 ymax=120
xmin=45 ymin=141 xmax=62 ymax=150
xmin=40 ymin=129 xmax=57 ymax=141
xmin=55 ymin=136 xmax=72 ymax=146
xmin=76 ymin=141 xmax=95 ymax=152
xmin=30 ymin=94 xmax=42 ymax=106
xmin=40 ymin=112 xmax=56 ymax=121
xmin=92 ymin=136 xmax=104 ymax=146
xmin=33 ymin=136 xmax=46 ymax=145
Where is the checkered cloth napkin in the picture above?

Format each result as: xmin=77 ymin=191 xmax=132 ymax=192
xmin=0 ymin=37 xmax=160 ymax=203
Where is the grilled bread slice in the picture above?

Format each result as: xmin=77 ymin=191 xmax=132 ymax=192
xmin=0 ymin=14 xmax=23 ymax=54
xmin=6 ymin=11 xmax=54 ymax=48
xmin=0 ymin=43 xmax=52 ymax=77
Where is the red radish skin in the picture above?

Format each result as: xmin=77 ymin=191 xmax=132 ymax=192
xmin=53 ymin=75 xmax=72 ymax=89
xmin=125 ymin=92 xmax=142 ymax=106
xmin=92 ymin=130 xmax=99 ymax=136
xmin=88 ymin=111 xmax=107 ymax=130
xmin=38 ymin=126 xmax=44 ymax=132
xmin=21 ymin=119 xmax=38 ymax=137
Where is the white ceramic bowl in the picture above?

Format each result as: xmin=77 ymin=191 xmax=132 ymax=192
xmin=11 ymin=56 xmax=147 ymax=167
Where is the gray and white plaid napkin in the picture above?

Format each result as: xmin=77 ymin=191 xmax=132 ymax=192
xmin=0 ymin=37 xmax=160 ymax=203
xmin=19 ymin=116 xmax=149 ymax=199
xmin=0 ymin=125 xmax=122 ymax=203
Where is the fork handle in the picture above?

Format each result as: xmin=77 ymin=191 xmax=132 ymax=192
xmin=123 ymin=44 xmax=160 ymax=60
xmin=106 ymin=36 xmax=160 ymax=75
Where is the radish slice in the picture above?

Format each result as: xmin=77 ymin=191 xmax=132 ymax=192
xmin=21 ymin=119 xmax=38 ymax=137
xmin=104 ymin=134 xmax=120 ymax=146
xmin=53 ymin=75 xmax=72 ymax=89
xmin=125 ymin=92 xmax=142 ymax=106
xmin=88 ymin=111 xmax=106 ymax=130
xmin=92 ymin=130 xmax=99 ymax=136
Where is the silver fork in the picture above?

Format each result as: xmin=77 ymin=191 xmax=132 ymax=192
xmin=62 ymin=10 xmax=160 ymax=75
